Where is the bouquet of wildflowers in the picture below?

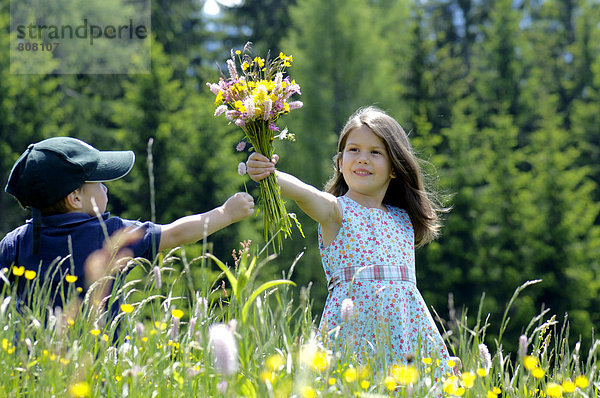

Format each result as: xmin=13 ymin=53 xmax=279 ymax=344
xmin=207 ymin=43 xmax=303 ymax=251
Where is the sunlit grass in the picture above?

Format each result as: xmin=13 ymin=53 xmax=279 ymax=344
xmin=0 ymin=243 xmax=598 ymax=397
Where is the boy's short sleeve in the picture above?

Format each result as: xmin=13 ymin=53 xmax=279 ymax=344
xmin=112 ymin=219 xmax=162 ymax=261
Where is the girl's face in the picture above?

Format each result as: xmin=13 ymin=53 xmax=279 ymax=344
xmin=77 ymin=182 xmax=108 ymax=216
xmin=338 ymin=125 xmax=395 ymax=201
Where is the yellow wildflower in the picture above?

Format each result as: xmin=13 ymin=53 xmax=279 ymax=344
xmin=242 ymin=61 xmax=249 ymax=70
xmin=300 ymin=385 xmax=315 ymax=398
xmin=531 ymin=367 xmax=545 ymax=379
xmin=546 ymin=382 xmax=563 ymax=397
xmin=120 ymin=304 xmax=134 ymax=313
xmin=344 ymin=367 xmax=357 ymax=383
xmin=65 ymin=274 xmax=78 ymax=283
xmin=76 ymin=287 xmax=83 ymax=293
xmin=266 ymin=353 xmax=285 ymax=371
xmin=69 ymin=381 xmax=90 ymax=397
xmin=477 ymin=368 xmax=488 ymax=377
xmin=312 ymin=350 xmax=329 ymax=372
xmin=155 ymin=321 xmax=167 ymax=330
xmin=260 ymin=370 xmax=276 ymax=383
xmin=171 ymin=309 xmax=184 ymax=319
xmin=575 ymin=375 xmax=589 ymax=388
xmin=383 ymin=376 xmax=397 ymax=391
xmin=328 ymin=377 xmax=336 ymax=386
xmin=214 ymin=91 xmax=223 ymax=105
xmin=523 ymin=355 xmax=539 ymax=370
xmin=422 ymin=357 xmax=432 ymax=365
xmin=360 ymin=380 xmax=370 ymax=389
xmin=391 ymin=365 xmax=418 ymax=385
xmin=60 ymin=358 xmax=70 ymax=365
xmin=235 ymin=50 xmax=241 ymax=55
xmin=24 ymin=270 xmax=36 ymax=280
xmin=487 ymin=391 xmax=498 ymax=398
xmin=102 ymin=334 xmax=109 ymax=342
xmin=461 ymin=372 xmax=477 ymax=388
xmin=2 ymin=338 xmax=9 ymax=350
xmin=561 ymin=380 xmax=575 ymax=393
xmin=12 ymin=266 xmax=25 ymax=276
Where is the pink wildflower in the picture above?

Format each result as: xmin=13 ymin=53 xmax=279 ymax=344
xmin=518 ymin=335 xmax=528 ymax=358
xmin=236 ymin=141 xmax=246 ymax=152
xmin=237 ymin=162 xmax=247 ymax=176
xmin=208 ymin=323 xmax=239 ymax=376
xmin=214 ymin=105 xmax=228 ymax=117
xmin=288 ymin=101 xmax=303 ymax=110
xmin=479 ymin=343 xmax=492 ymax=371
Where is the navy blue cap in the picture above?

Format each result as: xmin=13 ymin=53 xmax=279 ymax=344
xmin=5 ymin=137 xmax=135 ymax=209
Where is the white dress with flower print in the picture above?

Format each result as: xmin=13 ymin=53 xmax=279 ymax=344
xmin=318 ymin=196 xmax=451 ymax=373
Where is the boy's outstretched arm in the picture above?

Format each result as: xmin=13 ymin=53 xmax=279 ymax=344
xmin=246 ymin=153 xmax=341 ymax=229
xmin=158 ymin=192 xmax=254 ymax=251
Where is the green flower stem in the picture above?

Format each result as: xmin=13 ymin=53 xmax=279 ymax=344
xmin=243 ymin=120 xmax=293 ymax=252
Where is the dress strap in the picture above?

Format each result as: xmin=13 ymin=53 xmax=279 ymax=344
xmin=327 ymin=264 xmax=416 ymax=292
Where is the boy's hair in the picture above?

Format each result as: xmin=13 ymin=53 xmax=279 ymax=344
xmin=324 ymin=106 xmax=446 ymax=247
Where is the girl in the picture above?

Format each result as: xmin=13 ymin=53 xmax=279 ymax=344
xmin=247 ymin=106 xmax=453 ymax=375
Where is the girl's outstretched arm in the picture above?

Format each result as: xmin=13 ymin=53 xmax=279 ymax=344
xmin=246 ymin=153 xmax=342 ymax=235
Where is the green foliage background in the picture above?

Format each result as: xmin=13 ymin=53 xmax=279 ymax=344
xmin=1 ymin=0 xmax=599 ymax=354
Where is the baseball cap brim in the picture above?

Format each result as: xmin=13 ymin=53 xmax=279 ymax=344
xmin=85 ymin=150 xmax=135 ymax=182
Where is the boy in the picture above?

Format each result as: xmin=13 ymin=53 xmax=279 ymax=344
xmin=0 ymin=137 xmax=254 ymax=313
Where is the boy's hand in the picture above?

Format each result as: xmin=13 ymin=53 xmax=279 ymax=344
xmin=223 ymin=192 xmax=255 ymax=223
xmin=246 ymin=152 xmax=279 ymax=182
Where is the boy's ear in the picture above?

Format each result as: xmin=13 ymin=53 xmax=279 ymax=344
xmin=65 ymin=190 xmax=82 ymax=210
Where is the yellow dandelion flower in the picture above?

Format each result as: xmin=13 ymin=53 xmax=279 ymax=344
xmin=575 ymin=375 xmax=589 ymax=388
xmin=447 ymin=359 xmax=456 ymax=368
xmin=343 ymin=367 xmax=357 ymax=383
xmin=242 ymin=61 xmax=249 ymax=70
xmin=531 ymin=367 xmax=545 ymax=379
xmin=562 ymin=380 xmax=575 ymax=393
xmin=546 ymin=382 xmax=563 ymax=397
xmin=7 ymin=346 xmax=14 ymax=354
xmin=523 ymin=355 xmax=539 ymax=370
xmin=67 ymin=318 xmax=75 ymax=326
xmin=235 ymin=50 xmax=241 ymax=55
xmin=383 ymin=376 xmax=397 ymax=391
xmin=2 ymin=338 xmax=8 ymax=351
xmin=312 ymin=351 xmax=329 ymax=372
xmin=102 ymin=334 xmax=109 ymax=342
xmin=49 ymin=353 xmax=56 ymax=361
xmin=171 ymin=309 xmax=184 ymax=319
xmin=260 ymin=370 xmax=276 ymax=383
xmin=76 ymin=287 xmax=83 ymax=293
xmin=422 ymin=357 xmax=432 ymax=365
xmin=328 ymin=377 xmax=336 ymax=386
xmin=492 ymin=386 xmax=502 ymax=394
xmin=360 ymin=380 xmax=370 ymax=389
xmin=300 ymin=385 xmax=315 ymax=398
xmin=155 ymin=321 xmax=167 ymax=330
xmin=12 ymin=266 xmax=25 ymax=276
xmin=141 ymin=337 xmax=148 ymax=343
xmin=461 ymin=372 xmax=477 ymax=388
xmin=120 ymin=304 xmax=134 ymax=313
xmin=90 ymin=329 xmax=101 ymax=337
xmin=69 ymin=381 xmax=90 ymax=397
xmin=65 ymin=274 xmax=78 ymax=283
xmin=487 ymin=391 xmax=498 ymax=398
xmin=265 ymin=353 xmax=285 ymax=371
xmin=60 ymin=358 xmax=70 ymax=365
xmin=391 ymin=365 xmax=418 ymax=385
xmin=24 ymin=270 xmax=36 ymax=280
xmin=477 ymin=368 xmax=488 ymax=377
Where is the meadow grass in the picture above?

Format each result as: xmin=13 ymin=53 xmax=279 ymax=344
xmin=0 ymin=243 xmax=598 ymax=397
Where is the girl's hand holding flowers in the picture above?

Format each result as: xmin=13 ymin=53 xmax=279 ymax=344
xmin=246 ymin=152 xmax=279 ymax=182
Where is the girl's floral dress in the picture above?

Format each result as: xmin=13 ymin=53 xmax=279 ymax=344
xmin=318 ymin=195 xmax=451 ymax=374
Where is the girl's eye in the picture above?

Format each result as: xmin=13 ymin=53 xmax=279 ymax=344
xmin=348 ymin=147 xmax=358 ymax=152
xmin=372 ymin=151 xmax=381 ymax=155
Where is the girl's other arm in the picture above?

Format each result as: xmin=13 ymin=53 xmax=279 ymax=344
xmin=246 ymin=153 xmax=342 ymax=230
xmin=158 ymin=192 xmax=254 ymax=251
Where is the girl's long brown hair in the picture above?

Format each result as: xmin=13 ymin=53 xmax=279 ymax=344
xmin=324 ymin=106 xmax=446 ymax=247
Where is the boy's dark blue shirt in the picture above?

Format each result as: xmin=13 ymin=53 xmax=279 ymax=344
xmin=0 ymin=212 xmax=161 ymax=309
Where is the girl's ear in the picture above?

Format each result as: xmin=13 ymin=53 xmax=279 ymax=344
xmin=337 ymin=153 xmax=343 ymax=171
xmin=65 ymin=190 xmax=82 ymax=211
xmin=390 ymin=169 xmax=397 ymax=178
